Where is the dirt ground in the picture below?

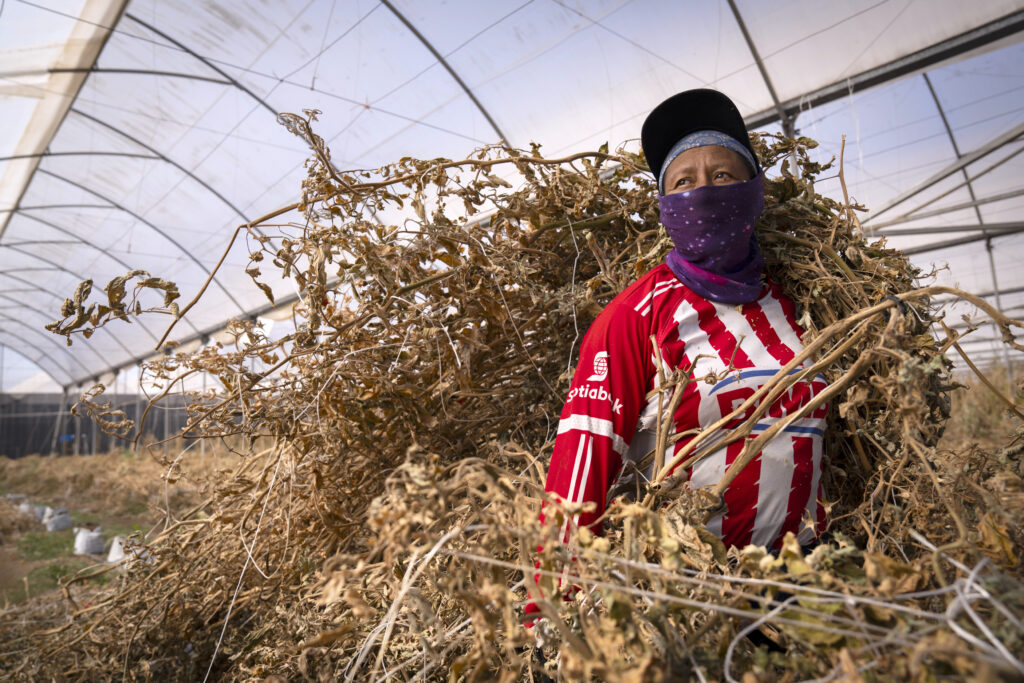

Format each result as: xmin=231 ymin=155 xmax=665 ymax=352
xmin=0 ymin=546 xmax=30 ymax=604
xmin=0 ymin=444 xmax=241 ymax=607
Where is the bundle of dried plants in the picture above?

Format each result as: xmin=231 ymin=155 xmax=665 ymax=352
xmin=3 ymin=111 xmax=1022 ymax=681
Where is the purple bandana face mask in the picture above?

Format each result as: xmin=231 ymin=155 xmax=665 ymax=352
xmin=658 ymin=173 xmax=766 ymax=305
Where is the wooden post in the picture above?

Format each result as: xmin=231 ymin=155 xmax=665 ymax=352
xmin=163 ymin=395 xmax=170 ymax=461
xmin=201 ymin=370 xmax=207 ymax=459
xmin=135 ymin=363 xmax=143 ymax=457
xmin=50 ymin=388 xmax=68 ymax=456
xmin=90 ymin=410 xmax=98 ymax=455
xmin=73 ymin=403 xmax=81 ymax=456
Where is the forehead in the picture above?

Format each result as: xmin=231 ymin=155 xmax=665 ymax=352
xmin=666 ymin=145 xmax=747 ymax=171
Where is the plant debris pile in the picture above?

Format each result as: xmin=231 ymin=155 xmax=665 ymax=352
xmin=4 ymin=111 xmax=1024 ymax=681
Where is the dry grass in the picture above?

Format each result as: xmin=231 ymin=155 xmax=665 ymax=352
xmin=940 ymin=365 xmax=1024 ymax=450
xmin=0 ymin=440 xmax=244 ymax=522
xmin=0 ymin=499 xmax=37 ymax=547
xmin=0 ymin=443 xmax=249 ymax=613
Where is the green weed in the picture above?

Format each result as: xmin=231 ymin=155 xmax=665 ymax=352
xmin=16 ymin=530 xmax=73 ymax=561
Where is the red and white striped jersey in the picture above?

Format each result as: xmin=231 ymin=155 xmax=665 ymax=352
xmin=542 ymin=263 xmax=829 ymax=550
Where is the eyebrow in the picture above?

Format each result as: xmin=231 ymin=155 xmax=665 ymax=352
xmin=668 ymin=159 xmax=742 ymax=178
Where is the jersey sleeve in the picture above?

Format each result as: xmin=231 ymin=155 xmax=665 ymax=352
xmin=540 ymin=300 xmax=653 ymax=538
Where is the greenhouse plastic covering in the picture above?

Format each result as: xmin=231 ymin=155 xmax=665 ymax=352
xmin=1 ymin=0 xmax=1023 ymax=392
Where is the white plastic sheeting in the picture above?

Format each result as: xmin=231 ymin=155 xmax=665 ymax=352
xmin=1 ymin=0 xmax=1024 ymax=389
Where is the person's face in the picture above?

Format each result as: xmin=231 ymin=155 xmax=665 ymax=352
xmin=663 ymin=145 xmax=752 ymax=195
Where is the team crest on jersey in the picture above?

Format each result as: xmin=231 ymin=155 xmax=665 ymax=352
xmin=587 ymin=351 xmax=610 ymax=381
xmin=697 ymin=369 xmax=829 ymax=434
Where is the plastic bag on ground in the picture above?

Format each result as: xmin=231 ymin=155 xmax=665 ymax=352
xmin=74 ymin=526 xmax=104 ymax=555
xmin=44 ymin=508 xmax=72 ymax=532
xmin=107 ymin=536 xmax=126 ymax=564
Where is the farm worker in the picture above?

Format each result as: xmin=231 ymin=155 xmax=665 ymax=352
xmin=531 ymin=89 xmax=830 ymax=612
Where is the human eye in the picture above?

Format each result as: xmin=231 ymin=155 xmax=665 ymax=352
xmin=713 ymin=169 xmax=740 ymax=184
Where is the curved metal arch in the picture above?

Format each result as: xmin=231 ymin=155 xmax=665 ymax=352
xmin=0 ymin=151 xmax=159 ymax=162
xmin=0 ymin=293 xmax=122 ymax=369
xmin=0 ymin=0 xmax=125 ymax=245
xmin=0 ymin=336 xmax=71 ymax=388
xmin=918 ymin=77 xmax=1012 ymax=374
xmin=0 ymin=292 xmax=74 ymax=321
xmin=2 ymin=240 xmax=80 ymax=247
xmin=743 ymin=9 xmax=1024 ymax=130
xmin=0 ymin=272 xmax=66 ymax=303
xmin=864 ymin=121 xmax=1024 ymax=223
xmin=2 ymin=242 xmax=104 ymax=287
xmin=15 ymin=209 xmax=193 ymax=339
xmin=902 ymin=226 xmax=1024 ymax=255
xmin=3 ymin=204 xmax=114 ymax=212
xmin=725 ymin=0 xmax=795 ymax=136
xmin=124 ymin=13 xmax=277 ymax=117
xmin=922 ymin=74 xmax=984 ymax=224
xmin=3 ymin=67 xmax=232 ymax=86
xmin=70 ymin=108 xmax=254 ymax=224
xmin=0 ymin=267 xmax=56 ymax=275
xmin=1 ymin=316 xmax=98 ymax=378
xmin=37 ymin=169 xmax=248 ymax=315
xmin=0 ymin=315 xmax=93 ymax=379
xmin=378 ymin=0 xmax=508 ymax=144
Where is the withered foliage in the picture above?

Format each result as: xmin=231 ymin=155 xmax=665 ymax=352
xmin=45 ymin=269 xmax=180 ymax=345
xmin=70 ymin=384 xmax=135 ymax=439
xmin=5 ymin=111 xmax=1024 ymax=681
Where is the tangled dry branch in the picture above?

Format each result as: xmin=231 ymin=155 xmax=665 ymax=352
xmin=5 ymin=111 xmax=1023 ymax=681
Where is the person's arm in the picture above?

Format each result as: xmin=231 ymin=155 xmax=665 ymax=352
xmin=540 ymin=302 xmax=653 ymax=540
xmin=525 ymin=302 xmax=652 ymax=621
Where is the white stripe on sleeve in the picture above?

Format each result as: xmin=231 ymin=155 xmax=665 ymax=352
xmin=557 ymin=414 xmax=628 ymax=455
xmin=565 ymin=434 xmax=588 ymax=507
xmin=570 ymin=436 xmax=596 ymax=532
xmin=560 ymin=434 xmax=589 ymax=543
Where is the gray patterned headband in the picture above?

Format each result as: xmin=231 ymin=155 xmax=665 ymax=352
xmin=657 ymin=130 xmax=757 ymax=194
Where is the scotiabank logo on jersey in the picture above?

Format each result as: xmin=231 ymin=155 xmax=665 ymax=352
xmin=566 ymin=384 xmax=624 ymax=414
xmin=568 ymin=351 xmax=623 ymax=414
xmin=698 ymin=369 xmax=829 ymax=433
xmin=587 ymin=351 xmax=610 ymax=381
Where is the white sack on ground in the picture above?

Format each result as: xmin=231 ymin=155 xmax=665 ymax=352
xmin=44 ymin=510 xmax=71 ymax=532
xmin=74 ymin=527 xmax=104 ymax=555
xmin=107 ymin=536 xmax=125 ymax=564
